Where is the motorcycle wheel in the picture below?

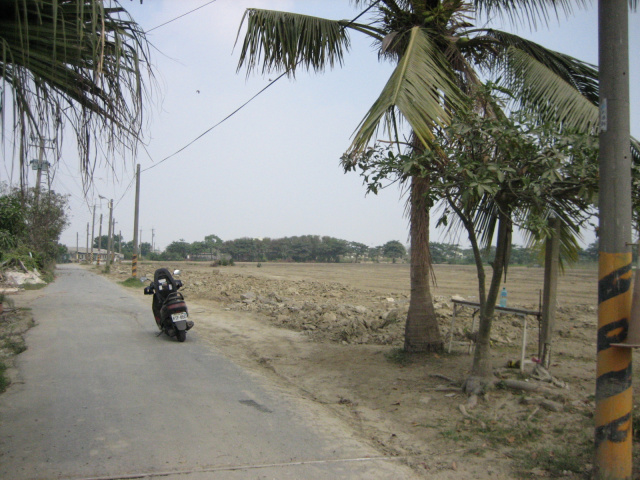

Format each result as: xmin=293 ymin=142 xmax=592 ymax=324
xmin=176 ymin=330 xmax=186 ymax=342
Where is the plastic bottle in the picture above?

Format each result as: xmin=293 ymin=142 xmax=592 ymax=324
xmin=499 ymin=287 xmax=507 ymax=308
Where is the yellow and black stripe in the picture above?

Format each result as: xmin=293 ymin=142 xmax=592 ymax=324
xmin=596 ymin=252 xmax=633 ymax=479
xmin=132 ymin=254 xmax=138 ymax=278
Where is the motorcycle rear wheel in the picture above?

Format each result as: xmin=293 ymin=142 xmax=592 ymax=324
xmin=176 ymin=330 xmax=186 ymax=342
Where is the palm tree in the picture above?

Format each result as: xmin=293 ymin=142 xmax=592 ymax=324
xmin=0 ymin=0 xmax=152 ymax=188
xmin=236 ymin=0 xmax=602 ymax=353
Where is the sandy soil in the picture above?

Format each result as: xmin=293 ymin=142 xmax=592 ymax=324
xmin=20 ymin=262 xmax=640 ymax=478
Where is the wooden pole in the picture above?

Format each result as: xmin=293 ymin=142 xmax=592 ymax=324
xmin=539 ymin=216 xmax=560 ymax=368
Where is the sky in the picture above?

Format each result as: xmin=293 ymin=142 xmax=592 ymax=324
xmin=7 ymin=1 xmax=640 ymax=251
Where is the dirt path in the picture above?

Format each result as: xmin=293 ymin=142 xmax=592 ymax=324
xmin=91 ymin=262 xmax=638 ymax=478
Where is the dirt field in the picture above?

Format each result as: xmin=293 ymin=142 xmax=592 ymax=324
xmin=85 ymin=262 xmax=640 ymax=478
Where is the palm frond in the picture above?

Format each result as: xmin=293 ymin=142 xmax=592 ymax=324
xmin=236 ymin=9 xmax=353 ymax=78
xmin=486 ymin=30 xmax=598 ymax=103
xmin=472 ymin=0 xmax=590 ymax=29
xmin=487 ymin=36 xmax=599 ymax=131
xmin=0 ymin=0 xmax=152 ymax=187
xmin=632 ymin=136 xmax=640 ymax=163
xmin=349 ymin=26 xmax=464 ymax=152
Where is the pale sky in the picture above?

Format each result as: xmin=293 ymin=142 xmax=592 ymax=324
xmin=10 ymin=1 xmax=639 ymax=251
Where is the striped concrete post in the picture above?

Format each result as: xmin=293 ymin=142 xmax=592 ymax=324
xmin=596 ymin=253 xmax=633 ymax=478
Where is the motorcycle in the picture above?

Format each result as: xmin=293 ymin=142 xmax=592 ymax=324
xmin=143 ymin=268 xmax=193 ymax=342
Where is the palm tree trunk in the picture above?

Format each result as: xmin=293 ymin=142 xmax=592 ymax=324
xmin=404 ymin=175 xmax=443 ymax=352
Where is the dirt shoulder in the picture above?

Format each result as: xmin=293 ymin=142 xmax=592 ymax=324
xmin=90 ymin=262 xmax=639 ymax=478
xmin=0 ymin=287 xmax=44 ymax=392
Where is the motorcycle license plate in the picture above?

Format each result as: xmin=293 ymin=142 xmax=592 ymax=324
xmin=171 ymin=312 xmax=188 ymax=323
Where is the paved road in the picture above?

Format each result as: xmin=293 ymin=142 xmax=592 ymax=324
xmin=0 ymin=265 xmax=417 ymax=479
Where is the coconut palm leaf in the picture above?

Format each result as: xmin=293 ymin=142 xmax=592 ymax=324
xmin=349 ymin=26 xmax=464 ymax=152
xmin=471 ymin=31 xmax=597 ymax=131
xmin=0 ymin=0 xmax=152 ymax=185
xmin=472 ymin=0 xmax=590 ymax=29
xmin=236 ymin=9 xmax=382 ymax=78
xmin=486 ymin=30 xmax=598 ymax=102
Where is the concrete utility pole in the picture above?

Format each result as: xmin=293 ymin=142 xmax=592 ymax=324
xmin=595 ymin=1 xmax=633 ymax=478
xmin=76 ymin=233 xmax=79 ymax=263
xmin=90 ymin=206 xmax=96 ymax=264
xmin=86 ymin=223 xmax=89 ymax=264
xmin=152 ymin=228 xmax=155 ymax=255
xmin=132 ymin=164 xmax=141 ymax=278
xmin=106 ymin=200 xmax=113 ymax=269
xmin=97 ymin=214 xmax=103 ymax=266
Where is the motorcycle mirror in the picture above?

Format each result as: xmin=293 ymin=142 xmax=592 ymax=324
xmin=173 ymin=269 xmax=181 ymax=276
xmin=140 ymin=276 xmax=148 ymax=282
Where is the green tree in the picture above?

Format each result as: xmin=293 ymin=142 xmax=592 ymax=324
xmin=0 ymin=191 xmax=26 ymax=250
xmin=0 ymin=1 xmax=152 ymax=186
xmin=237 ymin=1 xmax=601 ymax=353
xmin=421 ymin=101 xmax=597 ymax=386
xmin=0 ymin=187 xmax=69 ymax=268
xmin=382 ymin=240 xmax=406 ymax=262
xmin=317 ymin=236 xmax=349 ymax=262
xmin=93 ymin=234 xmax=123 ymax=250
xmin=165 ymin=239 xmax=190 ymax=260
xmin=349 ymin=241 xmax=370 ymax=262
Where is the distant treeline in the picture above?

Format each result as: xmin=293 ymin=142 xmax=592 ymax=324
xmin=87 ymin=232 xmax=601 ymax=265
xmin=132 ymin=234 xmax=600 ymax=265
xmin=157 ymin=235 xmax=406 ymax=263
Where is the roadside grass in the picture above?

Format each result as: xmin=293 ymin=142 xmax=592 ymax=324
xmin=384 ymin=348 xmax=413 ymax=365
xmin=3 ymin=336 xmax=26 ymax=355
xmin=119 ymin=277 xmax=144 ymax=288
xmin=436 ymin=401 xmax=593 ymax=478
xmin=0 ymin=362 xmax=8 ymax=393
xmin=0 ymin=307 xmax=34 ymax=395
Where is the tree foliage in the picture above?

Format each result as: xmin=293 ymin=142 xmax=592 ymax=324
xmin=347 ymin=92 xmax=600 ymax=381
xmin=0 ymin=186 xmax=69 ymax=269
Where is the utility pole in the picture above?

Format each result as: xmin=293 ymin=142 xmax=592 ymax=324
xmin=97 ymin=214 xmax=103 ymax=266
xmin=35 ymin=137 xmax=44 ymax=192
xmin=86 ymin=223 xmax=89 ymax=264
xmin=595 ymin=1 xmax=632 ymax=478
xmin=76 ymin=232 xmax=79 ymax=263
xmin=90 ymin=205 xmax=96 ymax=264
xmin=132 ymin=164 xmax=140 ymax=278
xmin=30 ymin=136 xmax=52 ymax=203
xmin=152 ymin=228 xmax=155 ymax=255
xmin=106 ymin=200 xmax=113 ymax=270
xmin=119 ymin=230 xmax=122 ymax=257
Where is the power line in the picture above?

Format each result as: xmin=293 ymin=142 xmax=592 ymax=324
xmin=147 ymin=0 xmax=218 ymax=33
xmin=141 ymin=1 xmax=381 ymax=174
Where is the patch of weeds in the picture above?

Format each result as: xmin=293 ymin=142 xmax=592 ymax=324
xmin=3 ymin=336 xmax=26 ymax=355
xmin=465 ymin=446 xmax=487 ymax=457
xmin=471 ymin=418 xmax=543 ymax=448
xmin=634 ymin=410 xmax=640 ymax=441
xmin=0 ymin=362 xmax=8 ymax=393
xmin=439 ymin=427 xmax=472 ymax=443
xmin=119 ymin=277 xmax=145 ymax=288
xmin=22 ymin=283 xmax=47 ymax=291
xmin=514 ymin=444 xmax=588 ymax=478
xmin=384 ymin=348 xmax=412 ymax=366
